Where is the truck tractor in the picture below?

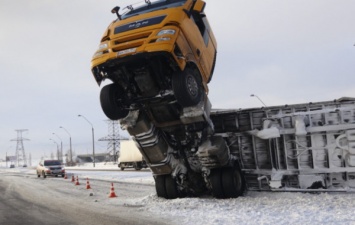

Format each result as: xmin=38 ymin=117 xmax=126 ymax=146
xmin=91 ymin=0 xmax=220 ymax=199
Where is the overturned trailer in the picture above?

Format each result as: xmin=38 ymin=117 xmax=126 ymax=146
xmin=211 ymin=97 xmax=355 ymax=193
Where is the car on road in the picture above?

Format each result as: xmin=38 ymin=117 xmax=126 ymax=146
xmin=36 ymin=160 xmax=65 ymax=178
xmin=9 ymin=164 xmax=15 ymax=168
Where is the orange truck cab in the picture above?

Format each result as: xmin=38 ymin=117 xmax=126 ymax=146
xmin=91 ymin=0 xmax=217 ymax=123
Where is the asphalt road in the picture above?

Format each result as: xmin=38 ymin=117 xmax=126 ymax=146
xmin=0 ymin=171 xmax=166 ymax=225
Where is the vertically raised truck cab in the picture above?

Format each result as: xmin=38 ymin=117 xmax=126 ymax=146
xmin=91 ymin=0 xmax=218 ymax=199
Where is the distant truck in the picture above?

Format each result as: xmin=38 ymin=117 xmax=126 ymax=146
xmin=118 ymin=140 xmax=147 ymax=170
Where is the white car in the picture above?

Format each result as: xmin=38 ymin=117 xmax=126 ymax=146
xmin=36 ymin=160 xmax=65 ymax=178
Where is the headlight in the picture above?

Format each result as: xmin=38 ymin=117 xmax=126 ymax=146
xmin=98 ymin=43 xmax=108 ymax=50
xmin=93 ymin=42 xmax=109 ymax=58
xmin=157 ymin=29 xmax=175 ymax=36
xmin=156 ymin=37 xmax=171 ymax=42
xmin=93 ymin=51 xmax=104 ymax=58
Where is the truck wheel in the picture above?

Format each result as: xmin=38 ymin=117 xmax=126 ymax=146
xmin=133 ymin=162 xmax=142 ymax=171
xmin=165 ymin=176 xmax=179 ymax=199
xmin=172 ymin=68 xmax=203 ymax=107
xmin=209 ymin=168 xmax=225 ymax=198
xmin=100 ymin=83 xmax=129 ymax=120
xmin=155 ymin=175 xmax=168 ymax=199
xmin=221 ymin=167 xmax=245 ymax=198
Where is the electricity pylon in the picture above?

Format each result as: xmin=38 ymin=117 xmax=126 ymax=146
xmin=98 ymin=120 xmax=128 ymax=163
xmin=11 ymin=129 xmax=29 ymax=167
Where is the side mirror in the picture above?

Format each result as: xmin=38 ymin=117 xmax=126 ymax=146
xmin=193 ymin=0 xmax=206 ymax=13
xmin=185 ymin=0 xmax=206 ymax=17
xmin=111 ymin=6 xmax=122 ymax=20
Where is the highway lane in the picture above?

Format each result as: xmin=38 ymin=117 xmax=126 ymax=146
xmin=0 ymin=171 xmax=166 ymax=225
xmin=0 ymin=173 xmax=74 ymax=225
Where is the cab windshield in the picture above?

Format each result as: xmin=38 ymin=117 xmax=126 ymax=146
xmin=122 ymin=0 xmax=187 ymax=19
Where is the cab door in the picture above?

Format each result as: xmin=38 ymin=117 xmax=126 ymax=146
xmin=181 ymin=6 xmax=216 ymax=83
xmin=191 ymin=12 xmax=217 ymax=82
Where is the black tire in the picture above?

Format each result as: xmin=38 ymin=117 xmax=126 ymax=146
xmin=42 ymin=171 xmax=46 ymax=179
xmin=100 ymin=83 xmax=129 ymax=120
xmin=55 ymin=175 xmax=58 ymax=177
xmin=155 ymin=175 xmax=168 ymax=199
xmin=172 ymin=68 xmax=204 ymax=107
xmin=37 ymin=173 xmax=40 ymax=178
xmin=133 ymin=162 xmax=142 ymax=171
xmin=221 ymin=167 xmax=245 ymax=198
xmin=120 ymin=167 xmax=125 ymax=171
xmin=209 ymin=168 xmax=225 ymax=198
xmin=165 ymin=176 xmax=179 ymax=199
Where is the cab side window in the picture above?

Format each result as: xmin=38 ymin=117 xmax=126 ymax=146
xmin=191 ymin=12 xmax=209 ymax=46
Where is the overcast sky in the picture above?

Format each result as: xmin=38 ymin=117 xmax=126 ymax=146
xmin=1 ymin=0 xmax=354 ymax=163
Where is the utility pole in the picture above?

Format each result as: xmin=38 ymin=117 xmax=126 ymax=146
xmin=50 ymin=139 xmax=59 ymax=160
xmin=11 ymin=129 xmax=29 ymax=167
xmin=53 ymin=133 xmax=63 ymax=162
xmin=60 ymin=126 xmax=73 ymax=166
xmin=28 ymin=153 xmax=32 ymax=167
xmin=250 ymin=94 xmax=267 ymax=107
xmin=78 ymin=115 xmax=96 ymax=167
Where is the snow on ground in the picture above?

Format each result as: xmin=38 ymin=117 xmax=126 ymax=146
xmin=2 ymin=163 xmax=355 ymax=224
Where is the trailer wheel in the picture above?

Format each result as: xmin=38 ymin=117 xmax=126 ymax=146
xmin=155 ymin=175 xmax=168 ymax=199
xmin=221 ymin=167 xmax=244 ymax=198
xmin=209 ymin=168 xmax=225 ymax=198
xmin=100 ymin=83 xmax=129 ymax=120
xmin=172 ymin=68 xmax=203 ymax=107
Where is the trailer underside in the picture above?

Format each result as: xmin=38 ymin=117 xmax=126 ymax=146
xmin=211 ymin=97 xmax=355 ymax=192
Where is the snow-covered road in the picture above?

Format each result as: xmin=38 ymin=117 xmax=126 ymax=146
xmin=1 ymin=166 xmax=355 ymax=225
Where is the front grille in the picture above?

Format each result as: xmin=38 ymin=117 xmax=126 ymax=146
xmin=111 ymin=31 xmax=153 ymax=52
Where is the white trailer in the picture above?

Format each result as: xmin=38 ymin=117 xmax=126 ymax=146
xmin=118 ymin=140 xmax=147 ymax=170
xmin=209 ymin=97 xmax=355 ymax=195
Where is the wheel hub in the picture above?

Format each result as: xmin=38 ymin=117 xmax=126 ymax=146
xmin=186 ymin=75 xmax=198 ymax=97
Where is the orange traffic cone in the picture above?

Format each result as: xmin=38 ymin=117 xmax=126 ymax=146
xmin=75 ymin=176 xmax=80 ymax=186
xmin=86 ymin=178 xmax=91 ymax=189
xmin=108 ymin=183 xmax=117 ymax=198
xmin=71 ymin=175 xmax=75 ymax=182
